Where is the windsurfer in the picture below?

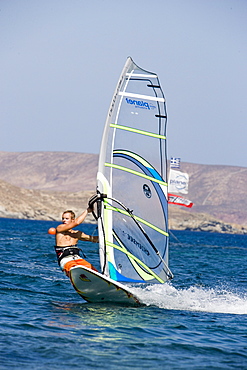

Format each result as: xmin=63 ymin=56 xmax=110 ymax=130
xmin=54 ymin=208 xmax=98 ymax=276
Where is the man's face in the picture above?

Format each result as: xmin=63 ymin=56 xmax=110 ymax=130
xmin=62 ymin=213 xmax=73 ymax=224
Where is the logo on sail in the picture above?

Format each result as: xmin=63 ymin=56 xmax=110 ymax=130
xmin=143 ymin=184 xmax=152 ymax=198
xmin=125 ymin=98 xmax=156 ymax=110
xmin=122 ymin=231 xmax=150 ymax=256
xmin=168 ymin=169 xmax=189 ymax=194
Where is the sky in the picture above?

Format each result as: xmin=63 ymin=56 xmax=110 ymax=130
xmin=1 ymin=0 xmax=247 ymax=167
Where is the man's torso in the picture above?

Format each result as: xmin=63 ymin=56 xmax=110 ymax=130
xmin=56 ymin=229 xmax=80 ymax=247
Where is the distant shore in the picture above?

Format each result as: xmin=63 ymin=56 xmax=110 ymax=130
xmin=0 ymin=151 xmax=247 ymax=234
xmin=0 ymin=181 xmax=246 ymax=234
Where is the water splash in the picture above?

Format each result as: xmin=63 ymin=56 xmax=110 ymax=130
xmin=131 ymin=284 xmax=247 ymax=315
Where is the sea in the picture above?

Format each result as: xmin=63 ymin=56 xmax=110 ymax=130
xmin=1 ymin=218 xmax=246 ymax=369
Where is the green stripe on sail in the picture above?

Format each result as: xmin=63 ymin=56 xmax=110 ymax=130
xmin=105 ymin=204 xmax=169 ymax=237
xmin=105 ymin=163 xmax=167 ymax=186
xmin=110 ymin=123 xmax=166 ymax=140
xmin=106 ymin=241 xmax=164 ymax=284
xmin=112 ymin=231 xmax=160 ymax=282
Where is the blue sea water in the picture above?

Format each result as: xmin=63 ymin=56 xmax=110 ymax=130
xmin=0 ymin=218 xmax=246 ymax=369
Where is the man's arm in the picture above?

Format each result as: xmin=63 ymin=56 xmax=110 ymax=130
xmin=56 ymin=208 xmax=92 ymax=233
xmin=79 ymin=232 xmax=99 ymax=243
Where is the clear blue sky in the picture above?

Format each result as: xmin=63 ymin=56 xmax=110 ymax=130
xmin=1 ymin=0 xmax=246 ymax=167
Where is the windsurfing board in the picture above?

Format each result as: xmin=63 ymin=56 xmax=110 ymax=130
xmin=69 ymin=265 xmax=142 ymax=306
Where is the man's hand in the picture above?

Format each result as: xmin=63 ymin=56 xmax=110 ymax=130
xmin=88 ymin=193 xmax=99 ymax=210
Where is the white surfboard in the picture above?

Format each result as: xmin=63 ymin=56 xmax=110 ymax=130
xmin=69 ymin=265 xmax=142 ymax=306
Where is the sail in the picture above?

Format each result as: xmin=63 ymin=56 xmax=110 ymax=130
xmin=168 ymin=169 xmax=189 ymax=194
xmin=97 ymin=57 xmax=172 ymax=284
xmin=168 ymin=193 xmax=193 ymax=208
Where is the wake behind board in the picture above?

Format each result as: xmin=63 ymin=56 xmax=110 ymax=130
xmin=69 ymin=266 xmax=142 ymax=306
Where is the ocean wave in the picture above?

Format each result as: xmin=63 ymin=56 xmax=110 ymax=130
xmin=131 ymin=283 xmax=247 ymax=315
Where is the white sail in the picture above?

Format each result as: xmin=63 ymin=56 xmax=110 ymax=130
xmin=96 ymin=57 xmax=173 ymax=284
xmin=168 ymin=169 xmax=189 ymax=195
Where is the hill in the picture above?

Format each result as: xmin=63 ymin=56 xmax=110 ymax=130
xmin=0 ymin=178 xmax=95 ymax=222
xmin=181 ymin=162 xmax=247 ymax=225
xmin=0 ymin=151 xmax=97 ymax=191
xmin=0 ymin=151 xmax=247 ymax=233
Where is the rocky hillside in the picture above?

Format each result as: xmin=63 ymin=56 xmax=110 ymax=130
xmin=168 ymin=207 xmax=246 ymax=234
xmin=0 ymin=151 xmax=247 ymax=233
xmin=0 ymin=178 xmax=95 ymax=222
xmin=181 ymin=162 xmax=247 ymax=225
xmin=0 ymin=151 xmax=97 ymax=191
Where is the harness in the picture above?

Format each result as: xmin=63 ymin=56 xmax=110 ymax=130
xmin=54 ymin=245 xmax=81 ymax=264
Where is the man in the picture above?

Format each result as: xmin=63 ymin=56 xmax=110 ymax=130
xmin=54 ymin=208 xmax=98 ymax=276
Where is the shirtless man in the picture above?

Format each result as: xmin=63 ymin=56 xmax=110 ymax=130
xmin=54 ymin=208 xmax=98 ymax=276
xmin=56 ymin=208 xmax=98 ymax=246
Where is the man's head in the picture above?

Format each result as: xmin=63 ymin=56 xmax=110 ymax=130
xmin=62 ymin=210 xmax=75 ymax=224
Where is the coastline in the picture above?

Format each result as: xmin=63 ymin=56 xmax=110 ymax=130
xmin=1 ymin=151 xmax=247 ymax=235
xmin=0 ymin=181 xmax=245 ymax=234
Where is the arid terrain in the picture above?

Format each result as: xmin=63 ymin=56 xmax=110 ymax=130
xmin=0 ymin=151 xmax=247 ymax=233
